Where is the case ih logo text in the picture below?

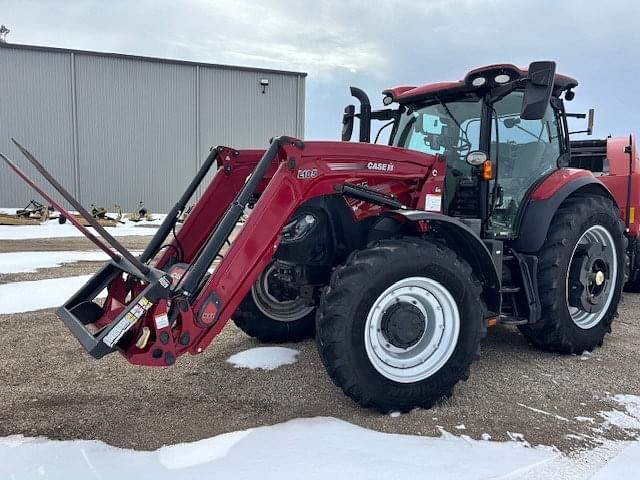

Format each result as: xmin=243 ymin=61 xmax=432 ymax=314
xmin=367 ymin=162 xmax=394 ymax=172
xmin=297 ymin=168 xmax=318 ymax=179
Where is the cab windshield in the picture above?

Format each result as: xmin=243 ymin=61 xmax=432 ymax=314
xmin=390 ymin=91 xmax=563 ymax=237
xmin=392 ymin=97 xmax=482 ymax=178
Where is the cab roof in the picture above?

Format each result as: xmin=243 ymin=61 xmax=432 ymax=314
xmin=383 ymin=63 xmax=578 ymax=104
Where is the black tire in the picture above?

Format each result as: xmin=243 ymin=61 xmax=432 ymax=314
xmin=623 ymin=239 xmax=640 ymax=292
xmin=519 ymin=195 xmax=626 ymax=353
xmin=316 ymin=238 xmax=486 ymax=412
xmin=624 ymin=274 xmax=640 ymax=293
xmin=58 ymin=215 xmax=67 ymax=224
xmin=233 ymin=263 xmax=316 ymax=343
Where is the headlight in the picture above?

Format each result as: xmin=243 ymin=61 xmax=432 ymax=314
xmin=471 ymin=76 xmax=487 ymax=87
xmin=281 ymin=214 xmax=317 ymax=243
xmin=466 ymin=150 xmax=488 ymax=166
xmin=494 ymin=74 xmax=510 ymax=84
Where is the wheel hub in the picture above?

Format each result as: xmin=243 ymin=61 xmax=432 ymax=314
xmin=251 ymin=262 xmax=315 ymax=322
xmin=595 ymin=270 xmax=605 ymax=286
xmin=568 ymin=243 xmax=611 ymax=314
xmin=380 ymin=302 xmax=426 ymax=349
xmin=364 ymin=277 xmax=460 ymax=383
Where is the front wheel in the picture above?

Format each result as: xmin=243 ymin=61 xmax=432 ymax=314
xmin=233 ymin=261 xmax=316 ymax=343
xmin=519 ymin=195 xmax=626 ymax=353
xmin=316 ymin=238 xmax=486 ymax=412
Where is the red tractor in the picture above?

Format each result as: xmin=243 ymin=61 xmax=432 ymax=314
xmin=3 ymin=61 xmax=638 ymax=412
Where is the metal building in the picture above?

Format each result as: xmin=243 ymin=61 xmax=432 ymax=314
xmin=0 ymin=43 xmax=306 ymax=211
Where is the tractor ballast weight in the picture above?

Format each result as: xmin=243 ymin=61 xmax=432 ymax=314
xmin=2 ymin=60 xmax=634 ymax=412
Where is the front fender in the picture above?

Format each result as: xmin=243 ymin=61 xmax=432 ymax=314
xmin=513 ymin=169 xmax=617 ymax=253
xmin=384 ymin=210 xmax=501 ymax=315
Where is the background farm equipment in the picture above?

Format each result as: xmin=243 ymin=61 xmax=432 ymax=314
xmin=0 ymin=199 xmax=52 ymax=225
xmin=126 ymin=201 xmax=155 ymax=222
xmin=61 ymin=204 xmax=123 ymax=227
xmin=1 ymin=60 xmax=637 ymax=413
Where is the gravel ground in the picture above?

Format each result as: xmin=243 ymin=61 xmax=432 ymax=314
xmin=0 ymin=236 xmax=638 ymax=453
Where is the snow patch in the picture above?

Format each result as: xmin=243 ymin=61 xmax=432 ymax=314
xmin=389 ymin=411 xmax=401 ymax=418
xmin=590 ymin=441 xmax=640 ymax=479
xmin=517 ymin=403 xmax=570 ymax=422
xmin=0 ymin=250 xmax=142 ymax=273
xmin=598 ymin=410 xmax=640 ymax=430
xmin=599 ymin=394 xmax=640 ymax=431
xmin=0 ymin=220 xmax=157 ymax=240
xmin=612 ymin=394 xmax=640 ymax=422
xmin=0 ymin=417 xmax=559 ymax=480
xmin=575 ymin=416 xmax=595 ymax=423
xmin=226 ymin=347 xmax=299 ymax=370
xmin=0 ymin=275 xmax=99 ymax=314
xmin=455 ymin=424 xmax=466 ymax=430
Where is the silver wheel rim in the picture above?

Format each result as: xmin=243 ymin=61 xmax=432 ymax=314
xmin=566 ymin=225 xmax=617 ymax=329
xmin=251 ymin=263 xmax=314 ymax=322
xmin=364 ymin=276 xmax=460 ymax=383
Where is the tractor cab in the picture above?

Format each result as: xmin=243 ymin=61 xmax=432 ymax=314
xmin=343 ymin=62 xmax=579 ymax=239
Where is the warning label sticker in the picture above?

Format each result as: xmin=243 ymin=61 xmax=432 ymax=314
xmin=103 ymin=296 xmax=154 ymax=347
xmin=425 ymin=194 xmax=442 ymax=212
xmin=155 ymin=313 xmax=170 ymax=330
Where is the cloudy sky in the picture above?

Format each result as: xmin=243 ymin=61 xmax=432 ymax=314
xmin=2 ymin=0 xmax=638 ymax=140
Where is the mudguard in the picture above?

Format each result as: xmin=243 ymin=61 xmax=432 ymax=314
xmin=384 ymin=210 xmax=501 ymax=315
xmin=513 ymin=169 xmax=617 ymax=253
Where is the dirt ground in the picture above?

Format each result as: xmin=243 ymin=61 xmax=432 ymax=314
xmin=0 ymin=235 xmax=638 ymax=453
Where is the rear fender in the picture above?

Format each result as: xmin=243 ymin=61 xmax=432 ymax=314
xmin=513 ymin=170 xmax=617 ymax=253
xmin=384 ymin=210 xmax=501 ymax=315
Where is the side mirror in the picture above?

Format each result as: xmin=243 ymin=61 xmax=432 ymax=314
xmin=521 ymin=61 xmax=556 ymax=120
xmin=342 ymin=105 xmax=355 ymax=141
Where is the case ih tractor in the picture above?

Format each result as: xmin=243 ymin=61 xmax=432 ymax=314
xmin=3 ymin=61 xmax=638 ymax=412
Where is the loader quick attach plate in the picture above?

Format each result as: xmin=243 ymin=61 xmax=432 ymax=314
xmin=57 ymin=258 xmax=172 ymax=359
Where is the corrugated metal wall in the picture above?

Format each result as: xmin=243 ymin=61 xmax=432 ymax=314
xmin=0 ymin=44 xmax=305 ymax=211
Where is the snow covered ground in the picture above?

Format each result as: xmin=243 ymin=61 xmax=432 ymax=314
xmin=0 ymin=417 xmax=560 ymax=480
xmin=1 ymin=417 xmax=638 ymax=480
xmin=0 ymin=250 xmax=142 ymax=273
xmin=0 ymin=275 xmax=96 ymax=314
xmin=227 ymin=347 xmax=299 ymax=370
xmin=590 ymin=441 xmax=640 ymax=479
xmin=0 ymin=219 xmax=157 ymax=240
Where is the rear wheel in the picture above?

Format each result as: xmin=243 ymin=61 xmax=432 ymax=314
xmin=233 ymin=261 xmax=316 ymax=342
xmin=316 ymin=238 xmax=486 ymax=412
xmin=519 ymin=195 xmax=625 ymax=353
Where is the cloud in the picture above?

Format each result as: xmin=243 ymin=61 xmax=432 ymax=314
xmin=1 ymin=0 xmax=639 ymax=139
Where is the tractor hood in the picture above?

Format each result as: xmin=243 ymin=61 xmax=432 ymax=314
xmin=296 ymin=140 xmax=439 ymax=169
